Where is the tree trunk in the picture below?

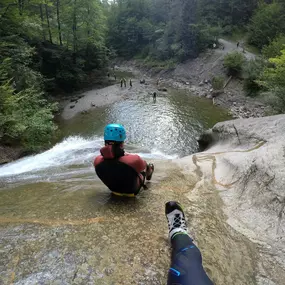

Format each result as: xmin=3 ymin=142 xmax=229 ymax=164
xmin=56 ymin=0 xmax=62 ymax=45
xmin=87 ymin=3 xmax=90 ymax=37
xmin=39 ymin=4 xmax=46 ymax=41
xmin=18 ymin=0 xmax=23 ymax=15
xmin=72 ymin=0 xmax=77 ymax=62
xmin=85 ymin=3 xmax=90 ymax=64
xmin=44 ymin=1 xmax=53 ymax=43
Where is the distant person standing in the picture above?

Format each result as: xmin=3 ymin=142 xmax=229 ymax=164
xmin=114 ymin=73 xmax=116 ymax=81
xmin=237 ymin=42 xmax=240 ymax=48
xmin=153 ymin=92 xmax=157 ymax=102
xmin=120 ymin=79 xmax=123 ymax=88
xmin=123 ymin=78 xmax=127 ymax=88
xmin=130 ymin=79 xmax=132 ymax=88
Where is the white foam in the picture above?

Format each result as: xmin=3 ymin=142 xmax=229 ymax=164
xmin=137 ymin=149 xmax=178 ymax=160
xmin=0 ymin=136 xmax=102 ymax=177
xmin=0 ymin=136 xmax=174 ymax=181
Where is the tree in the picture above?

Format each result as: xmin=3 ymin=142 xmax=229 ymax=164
xmin=197 ymin=0 xmax=258 ymax=28
xmin=179 ymin=0 xmax=199 ymax=59
xmin=248 ymin=2 xmax=285 ymax=49
xmin=242 ymin=58 xmax=266 ymax=96
xmin=44 ymin=0 xmax=53 ymax=43
xmin=224 ymin=51 xmax=246 ymax=76
xmin=56 ymin=0 xmax=62 ymax=45
xmin=0 ymin=38 xmax=58 ymax=150
xmin=262 ymin=34 xmax=285 ymax=58
xmin=0 ymin=0 xmax=108 ymax=151
xmin=262 ymin=49 xmax=285 ymax=111
xmin=212 ymin=76 xmax=224 ymax=90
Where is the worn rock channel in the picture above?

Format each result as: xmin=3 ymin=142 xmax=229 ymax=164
xmin=0 ymin=71 xmax=284 ymax=284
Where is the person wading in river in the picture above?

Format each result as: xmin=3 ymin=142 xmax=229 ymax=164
xmin=94 ymin=124 xmax=154 ymax=197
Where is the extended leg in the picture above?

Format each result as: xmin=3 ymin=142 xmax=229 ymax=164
xmin=166 ymin=201 xmax=213 ymax=285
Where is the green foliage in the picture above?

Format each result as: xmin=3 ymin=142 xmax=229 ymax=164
xmin=0 ymin=80 xmax=58 ymax=151
xmin=36 ymin=42 xmax=87 ymax=92
xmin=2 ymin=87 xmax=57 ymax=150
xmin=261 ymin=49 xmax=285 ymax=112
xmin=242 ymin=58 xmax=266 ymax=96
xmin=262 ymin=34 xmax=285 ymax=59
xmin=248 ymin=3 xmax=285 ymax=49
xmin=0 ymin=0 xmax=108 ymax=151
xmin=107 ymin=0 xmax=222 ymax=63
xmin=224 ymin=52 xmax=246 ymax=76
xmin=107 ymin=0 xmax=154 ymax=58
xmin=0 ymin=35 xmax=58 ymax=151
xmin=0 ymin=0 xmax=108 ymax=93
xmin=142 ymin=58 xmax=177 ymax=72
xmin=0 ymin=37 xmax=43 ymax=92
xmin=2 ymin=0 xmax=285 ymax=152
xmin=197 ymin=0 xmax=258 ymax=27
xmin=211 ymin=76 xmax=224 ymax=90
xmin=105 ymin=0 xmax=260 ymax=63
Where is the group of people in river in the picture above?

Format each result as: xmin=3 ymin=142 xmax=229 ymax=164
xmin=93 ymin=123 xmax=213 ymax=284
xmin=108 ymin=68 xmax=160 ymax=103
xmin=120 ymin=78 xmax=132 ymax=88
xmin=107 ymin=70 xmax=133 ymax=88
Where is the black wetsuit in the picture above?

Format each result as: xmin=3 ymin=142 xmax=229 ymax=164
xmin=168 ymin=234 xmax=213 ymax=285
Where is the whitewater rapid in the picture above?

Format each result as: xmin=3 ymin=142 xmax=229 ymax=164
xmin=0 ymin=136 xmax=176 ymax=185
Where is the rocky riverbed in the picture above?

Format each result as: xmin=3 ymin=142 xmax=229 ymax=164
xmin=121 ymin=38 xmax=271 ymax=119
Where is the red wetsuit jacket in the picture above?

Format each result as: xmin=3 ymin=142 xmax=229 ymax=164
xmin=94 ymin=145 xmax=147 ymax=194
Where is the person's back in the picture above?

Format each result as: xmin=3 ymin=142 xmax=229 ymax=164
xmin=94 ymin=124 xmax=154 ymax=196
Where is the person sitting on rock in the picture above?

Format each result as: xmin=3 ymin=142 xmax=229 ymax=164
xmin=94 ymin=124 xmax=154 ymax=197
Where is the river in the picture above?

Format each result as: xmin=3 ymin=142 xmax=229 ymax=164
xmin=0 ymin=86 xmax=256 ymax=284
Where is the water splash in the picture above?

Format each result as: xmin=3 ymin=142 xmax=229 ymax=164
xmin=0 ymin=136 xmax=100 ymax=177
xmin=0 ymin=135 xmax=176 ymax=184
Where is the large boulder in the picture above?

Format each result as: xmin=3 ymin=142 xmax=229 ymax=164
xmin=178 ymin=114 xmax=285 ymax=285
xmin=0 ymin=146 xmax=23 ymax=165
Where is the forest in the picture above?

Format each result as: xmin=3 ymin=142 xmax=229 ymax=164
xmin=1 ymin=0 xmax=285 ymax=151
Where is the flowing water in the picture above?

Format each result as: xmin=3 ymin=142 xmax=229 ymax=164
xmin=0 ymin=89 xmax=257 ymax=284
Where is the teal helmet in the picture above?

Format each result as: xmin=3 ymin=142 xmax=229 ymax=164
xmin=104 ymin=124 xmax=126 ymax=142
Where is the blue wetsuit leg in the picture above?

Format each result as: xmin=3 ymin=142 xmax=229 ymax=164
xmin=167 ymin=234 xmax=213 ymax=285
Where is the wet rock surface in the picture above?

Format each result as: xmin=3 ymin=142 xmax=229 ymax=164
xmin=1 ymin=160 xmax=257 ymax=284
xmin=0 ymin=146 xmax=23 ymax=165
xmin=1 ymin=63 xmax=282 ymax=284
xmin=178 ymin=114 xmax=285 ymax=285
